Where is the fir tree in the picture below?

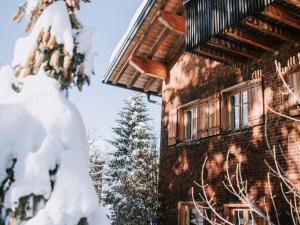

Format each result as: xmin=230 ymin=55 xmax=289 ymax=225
xmin=0 ymin=1 xmax=99 ymax=224
xmin=103 ymin=93 xmax=159 ymax=225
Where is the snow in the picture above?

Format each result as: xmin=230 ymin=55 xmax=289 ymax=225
xmin=0 ymin=67 xmax=109 ymax=225
xmin=12 ymin=1 xmax=74 ymax=67
xmin=76 ymin=27 xmax=97 ymax=78
xmin=25 ymin=0 xmax=40 ymax=16
xmin=109 ymin=0 xmax=149 ymax=63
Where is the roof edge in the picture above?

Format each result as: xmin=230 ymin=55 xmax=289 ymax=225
xmin=103 ymin=0 xmax=156 ymax=83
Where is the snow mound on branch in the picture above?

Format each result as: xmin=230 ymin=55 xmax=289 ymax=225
xmin=76 ymin=27 xmax=97 ymax=78
xmin=0 ymin=67 xmax=107 ymax=225
xmin=12 ymin=1 xmax=73 ymax=67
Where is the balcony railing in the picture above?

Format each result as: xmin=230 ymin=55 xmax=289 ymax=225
xmin=184 ymin=0 xmax=279 ymax=52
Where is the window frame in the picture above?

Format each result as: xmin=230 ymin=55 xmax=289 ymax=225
xmin=229 ymin=89 xmax=249 ymax=130
xmin=286 ymin=70 xmax=300 ymax=116
xmin=224 ymin=204 xmax=258 ymax=225
xmin=221 ymin=79 xmax=263 ymax=131
xmin=178 ymin=201 xmax=206 ymax=225
xmin=184 ymin=107 xmax=198 ymax=141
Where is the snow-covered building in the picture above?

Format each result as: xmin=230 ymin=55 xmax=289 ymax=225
xmin=104 ymin=0 xmax=300 ymax=224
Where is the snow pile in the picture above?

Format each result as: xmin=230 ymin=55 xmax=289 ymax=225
xmin=109 ymin=0 xmax=149 ymax=63
xmin=12 ymin=1 xmax=74 ymax=67
xmin=0 ymin=67 xmax=107 ymax=225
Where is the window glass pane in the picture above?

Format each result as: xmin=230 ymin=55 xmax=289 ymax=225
xmin=248 ymin=211 xmax=254 ymax=225
xmin=193 ymin=108 xmax=198 ymax=137
xmin=234 ymin=106 xmax=240 ymax=129
xmin=242 ymin=91 xmax=248 ymax=126
xmin=230 ymin=94 xmax=240 ymax=129
xmin=189 ymin=208 xmax=204 ymax=225
xmin=234 ymin=210 xmax=244 ymax=225
xmin=185 ymin=111 xmax=192 ymax=140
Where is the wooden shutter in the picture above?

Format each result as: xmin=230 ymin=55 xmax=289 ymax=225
xmin=221 ymin=94 xmax=230 ymax=130
xmin=208 ymin=98 xmax=220 ymax=136
xmin=248 ymin=85 xmax=263 ymax=126
xmin=287 ymin=72 xmax=300 ymax=107
xmin=168 ymin=109 xmax=177 ymax=146
xmin=178 ymin=110 xmax=185 ymax=142
xmin=198 ymin=103 xmax=208 ymax=138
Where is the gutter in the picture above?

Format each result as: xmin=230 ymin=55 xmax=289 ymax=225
xmin=103 ymin=80 xmax=160 ymax=97
xmin=102 ymin=0 xmax=156 ymax=83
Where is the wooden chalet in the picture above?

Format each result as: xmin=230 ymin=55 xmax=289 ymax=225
xmin=104 ymin=0 xmax=300 ymax=225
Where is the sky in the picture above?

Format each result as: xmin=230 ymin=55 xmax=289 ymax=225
xmin=0 ymin=0 xmax=162 ymax=140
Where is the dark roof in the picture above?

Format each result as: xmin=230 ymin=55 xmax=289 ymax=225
xmin=185 ymin=0 xmax=279 ymax=52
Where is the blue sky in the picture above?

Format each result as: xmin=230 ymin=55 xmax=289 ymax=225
xmin=0 ymin=1 xmax=162 ymax=140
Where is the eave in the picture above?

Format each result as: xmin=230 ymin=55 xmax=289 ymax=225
xmin=103 ymin=0 xmax=185 ymax=96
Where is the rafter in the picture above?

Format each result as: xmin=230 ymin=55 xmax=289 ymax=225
xmin=224 ymin=27 xmax=278 ymax=52
xmin=285 ymin=0 xmax=300 ymax=8
xmin=195 ymin=45 xmax=245 ymax=66
xmin=208 ymin=37 xmax=259 ymax=59
xmin=263 ymin=4 xmax=300 ymax=30
xmin=244 ymin=17 xmax=299 ymax=44
xmin=144 ymin=77 xmax=156 ymax=92
xmin=158 ymin=10 xmax=185 ymax=35
xmin=127 ymin=71 xmax=140 ymax=88
xmin=147 ymin=26 xmax=170 ymax=59
xmin=129 ymin=55 xmax=168 ymax=80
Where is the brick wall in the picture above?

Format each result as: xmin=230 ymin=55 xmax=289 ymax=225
xmin=158 ymin=45 xmax=300 ymax=225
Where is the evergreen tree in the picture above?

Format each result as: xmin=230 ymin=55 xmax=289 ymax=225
xmin=103 ymin=93 xmax=159 ymax=225
xmin=0 ymin=1 xmax=100 ymax=224
xmin=87 ymin=128 xmax=106 ymax=202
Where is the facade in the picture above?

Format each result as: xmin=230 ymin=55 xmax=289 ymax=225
xmin=104 ymin=0 xmax=300 ymax=224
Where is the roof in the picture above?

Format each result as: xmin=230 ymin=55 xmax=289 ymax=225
xmin=103 ymin=0 xmax=185 ymax=96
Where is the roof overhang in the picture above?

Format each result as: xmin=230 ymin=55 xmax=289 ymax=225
xmin=103 ymin=0 xmax=185 ymax=96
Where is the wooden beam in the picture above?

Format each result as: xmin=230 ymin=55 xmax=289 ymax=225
xmin=158 ymin=10 xmax=185 ymax=35
xmin=208 ymin=37 xmax=259 ymax=59
xmin=129 ymin=55 xmax=168 ymax=80
xmin=144 ymin=77 xmax=156 ymax=92
xmin=147 ymin=26 xmax=170 ymax=59
xmin=244 ymin=17 xmax=299 ymax=44
xmin=263 ymin=4 xmax=300 ymax=30
xmin=195 ymin=45 xmax=245 ymax=66
xmin=224 ymin=27 xmax=278 ymax=52
xmin=285 ymin=0 xmax=300 ymax=8
xmin=127 ymin=71 xmax=140 ymax=88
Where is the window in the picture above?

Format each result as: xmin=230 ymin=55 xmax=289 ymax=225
xmin=179 ymin=202 xmax=206 ymax=225
xmin=222 ymin=82 xmax=263 ymax=130
xmin=233 ymin=209 xmax=255 ymax=225
xmin=287 ymin=71 xmax=300 ymax=107
xmin=184 ymin=108 xmax=198 ymax=140
xmin=229 ymin=90 xmax=248 ymax=130
xmin=224 ymin=204 xmax=258 ymax=225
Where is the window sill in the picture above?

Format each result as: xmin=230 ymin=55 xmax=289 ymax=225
xmin=221 ymin=126 xmax=252 ymax=136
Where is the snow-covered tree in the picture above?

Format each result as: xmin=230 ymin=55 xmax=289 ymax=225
xmin=87 ymin=128 xmax=107 ymax=202
xmin=11 ymin=0 xmax=95 ymax=92
xmin=103 ymin=94 xmax=159 ymax=225
xmin=0 ymin=1 xmax=105 ymax=225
